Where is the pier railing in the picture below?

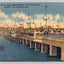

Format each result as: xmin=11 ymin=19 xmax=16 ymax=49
xmin=15 ymin=32 xmax=44 ymax=39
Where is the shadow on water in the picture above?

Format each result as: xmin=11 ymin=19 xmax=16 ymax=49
xmin=0 ymin=46 xmax=4 ymax=50
xmin=0 ymin=37 xmax=61 ymax=61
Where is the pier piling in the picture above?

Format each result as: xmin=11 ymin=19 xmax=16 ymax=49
xmin=20 ymin=39 xmax=21 ymax=44
xmin=50 ymin=45 xmax=52 ymax=56
xmin=30 ymin=40 xmax=32 ymax=48
xmin=61 ymin=48 xmax=64 ymax=60
xmin=41 ymin=43 xmax=43 ymax=53
xmin=26 ymin=38 xmax=28 ymax=45
xmin=35 ymin=42 xmax=37 ymax=51
xmin=22 ymin=39 xmax=24 ymax=45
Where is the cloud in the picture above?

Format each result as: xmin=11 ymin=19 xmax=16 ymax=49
xmin=12 ymin=12 xmax=30 ymax=20
xmin=57 ymin=23 xmax=64 ymax=28
xmin=47 ymin=14 xmax=53 ymax=20
xmin=0 ymin=10 xmax=8 ymax=18
xmin=0 ymin=19 xmax=19 ymax=27
xmin=55 ymin=14 xmax=60 ymax=20
xmin=36 ymin=14 xmax=53 ymax=21
xmin=5 ymin=19 xmax=20 ymax=27
xmin=36 ymin=14 xmax=43 ymax=18
xmin=0 ymin=12 xmax=63 ymax=28
xmin=5 ymin=19 xmax=15 ymax=26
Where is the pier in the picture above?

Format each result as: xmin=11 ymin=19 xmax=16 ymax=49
xmin=5 ymin=32 xmax=64 ymax=61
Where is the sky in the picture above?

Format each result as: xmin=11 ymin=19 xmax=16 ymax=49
xmin=0 ymin=2 xmax=64 ymax=28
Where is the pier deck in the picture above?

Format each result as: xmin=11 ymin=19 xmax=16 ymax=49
xmin=6 ymin=32 xmax=64 ymax=61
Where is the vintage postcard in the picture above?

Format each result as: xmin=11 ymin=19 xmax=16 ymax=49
xmin=0 ymin=2 xmax=64 ymax=61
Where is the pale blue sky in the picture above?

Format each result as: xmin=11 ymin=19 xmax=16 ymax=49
xmin=0 ymin=3 xmax=64 ymax=22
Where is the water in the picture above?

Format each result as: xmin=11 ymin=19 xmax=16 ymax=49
xmin=0 ymin=37 xmax=61 ymax=61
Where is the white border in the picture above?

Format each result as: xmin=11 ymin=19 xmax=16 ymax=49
xmin=0 ymin=0 xmax=64 ymax=64
xmin=0 ymin=62 xmax=63 ymax=64
xmin=0 ymin=0 xmax=64 ymax=2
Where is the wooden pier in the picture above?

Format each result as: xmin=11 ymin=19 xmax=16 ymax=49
xmin=5 ymin=32 xmax=64 ymax=61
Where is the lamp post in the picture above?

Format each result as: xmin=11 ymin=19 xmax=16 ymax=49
xmin=16 ymin=16 xmax=24 ymax=32
xmin=57 ymin=20 xmax=61 ymax=28
xmin=40 ymin=22 xmax=41 ymax=28
xmin=32 ymin=15 xmax=36 ymax=30
xmin=43 ymin=5 xmax=50 ymax=29
xmin=28 ymin=13 xmax=31 ymax=29
xmin=19 ymin=23 xmax=24 ymax=32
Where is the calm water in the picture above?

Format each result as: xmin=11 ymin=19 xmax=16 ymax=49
xmin=0 ymin=37 xmax=61 ymax=61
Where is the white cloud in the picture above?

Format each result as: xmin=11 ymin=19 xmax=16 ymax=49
xmin=5 ymin=19 xmax=15 ymax=26
xmin=0 ymin=12 xmax=63 ymax=28
xmin=47 ymin=14 xmax=53 ymax=20
xmin=55 ymin=14 xmax=60 ymax=20
xmin=36 ymin=14 xmax=43 ymax=18
xmin=12 ymin=12 xmax=30 ymax=20
xmin=0 ymin=10 xmax=8 ymax=18
xmin=58 ymin=22 xmax=64 ymax=28
xmin=36 ymin=14 xmax=53 ymax=21
xmin=0 ymin=19 xmax=18 ymax=27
